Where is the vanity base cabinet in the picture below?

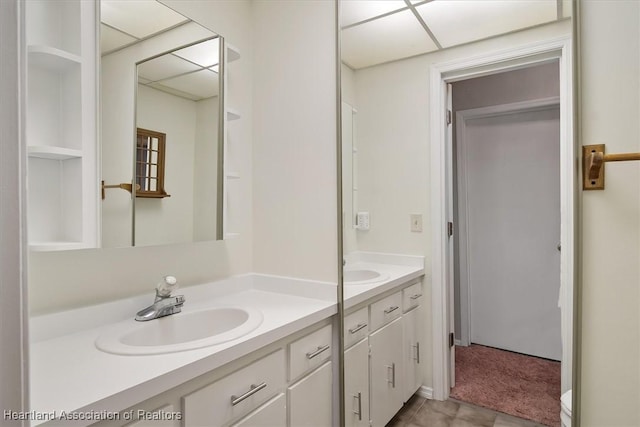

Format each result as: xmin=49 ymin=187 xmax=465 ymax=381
xmin=369 ymin=317 xmax=404 ymax=427
xmin=344 ymin=338 xmax=369 ymax=427
xmin=288 ymin=361 xmax=333 ymax=427
xmin=403 ymin=305 xmax=423 ymax=402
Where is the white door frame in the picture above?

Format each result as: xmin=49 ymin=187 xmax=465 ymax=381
xmin=456 ymin=96 xmax=561 ymax=348
xmin=430 ymin=36 xmax=574 ymax=400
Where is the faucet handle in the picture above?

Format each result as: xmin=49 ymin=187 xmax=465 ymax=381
xmin=156 ymin=275 xmax=178 ymax=297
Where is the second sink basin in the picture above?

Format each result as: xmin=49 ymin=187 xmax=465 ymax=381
xmin=96 ymin=306 xmax=263 ymax=355
xmin=344 ymin=269 xmax=389 ymax=285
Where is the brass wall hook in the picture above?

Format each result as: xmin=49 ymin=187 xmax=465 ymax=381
xmin=101 ymin=180 xmax=141 ymax=199
xmin=583 ymin=144 xmax=640 ymax=190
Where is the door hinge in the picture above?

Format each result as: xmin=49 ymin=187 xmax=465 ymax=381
xmin=446 ymin=109 xmax=452 ymax=125
xmin=449 ymin=332 xmax=455 ymax=348
xmin=447 ymin=221 xmax=453 ymax=237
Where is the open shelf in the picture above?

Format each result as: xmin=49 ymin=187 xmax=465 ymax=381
xmin=30 ymin=241 xmax=87 ymax=252
xmin=227 ymin=44 xmax=241 ymax=63
xmin=226 ymin=108 xmax=241 ymax=121
xmin=28 ymin=45 xmax=82 ymax=71
xmin=28 ymin=146 xmax=83 ymax=160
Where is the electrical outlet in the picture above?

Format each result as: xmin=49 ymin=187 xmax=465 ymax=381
xmin=410 ymin=214 xmax=422 ymax=232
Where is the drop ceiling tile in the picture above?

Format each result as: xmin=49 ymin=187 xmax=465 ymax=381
xmin=417 ymin=0 xmax=557 ymax=48
xmin=342 ymin=9 xmax=439 ymax=69
xmin=101 ymin=0 xmax=189 ymax=39
xmin=341 ymin=0 xmax=408 ymax=27
xmin=155 ymin=69 xmax=219 ymax=100
xmin=137 ymin=54 xmax=200 ymax=83
xmin=101 ymin=23 xmax=137 ymax=54
xmin=173 ymin=38 xmax=220 ymax=68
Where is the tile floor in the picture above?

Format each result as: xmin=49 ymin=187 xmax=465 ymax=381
xmin=386 ymin=395 xmax=548 ymax=427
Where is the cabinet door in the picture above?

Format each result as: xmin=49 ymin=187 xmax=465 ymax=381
xmin=344 ymin=338 xmax=369 ymax=427
xmin=288 ymin=361 xmax=332 ymax=427
xmin=231 ymin=394 xmax=286 ymax=427
xmin=369 ymin=318 xmax=403 ymax=427
xmin=403 ymin=306 xmax=423 ymax=401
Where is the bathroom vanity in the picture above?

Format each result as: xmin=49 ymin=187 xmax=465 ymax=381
xmin=29 ymin=254 xmax=424 ymax=426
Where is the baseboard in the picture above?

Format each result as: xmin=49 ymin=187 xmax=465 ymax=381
xmin=455 ymin=339 xmax=462 ymax=346
xmin=416 ymin=386 xmax=433 ymax=399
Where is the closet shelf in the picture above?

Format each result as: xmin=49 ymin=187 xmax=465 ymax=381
xmin=224 ymin=232 xmax=240 ymax=239
xmin=226 ymin=172 xmax=241 ymax=179
xmin=28 ymin=146 xmax=83 ymax=160
xmin=28 ymin=45 xmax=82 ymax=71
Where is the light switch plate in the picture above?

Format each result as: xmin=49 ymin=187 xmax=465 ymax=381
xmin=356 ymin=212 xmax=370 ymax=230
xmin=410 ymin=214 xmax=422 ymax=232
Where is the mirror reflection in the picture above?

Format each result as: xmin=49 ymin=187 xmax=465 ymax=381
xmin=340 ymin=1 xmax=572 ymax=426
xmin=100 ymin=0 xmax=223 ymax=247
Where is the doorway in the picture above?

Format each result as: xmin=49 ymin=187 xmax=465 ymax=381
xmin=447 ymin=65 xmax=563 ymax=425
xmin=429 ymin=36 xmax=575 ymax=409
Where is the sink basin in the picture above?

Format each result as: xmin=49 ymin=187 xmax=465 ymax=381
xmin=344 ymin=269 xmax=389 ymax=285
xmin=96 ymin=306 xmax=263 ymax=355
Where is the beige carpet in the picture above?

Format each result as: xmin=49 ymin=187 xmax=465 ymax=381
xmin=450 ymin=344 xmax=561 ymax=427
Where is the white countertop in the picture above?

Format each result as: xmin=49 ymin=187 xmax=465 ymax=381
xmin=30 ymin=275 xmax=336 ymax=425
xmin=29 ymin=255 xmax=425 ymax=425
xmin=343 ymin=252 xmax=425 ymax=309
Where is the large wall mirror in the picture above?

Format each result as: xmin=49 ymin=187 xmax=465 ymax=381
xmin=101 ymin=0 xmax=224 ymax=247
xmin=339 ymin=0 xmax=574 ymax=425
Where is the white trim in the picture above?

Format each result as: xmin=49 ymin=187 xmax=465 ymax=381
xmin=455 ymin=97 xmax=561 ymax=347
xmin=430 ymin=36 xmax=574 ymax=400
xmin=0 ymin=0 xmax=29 ymax=417
xmin=416 ymin=386 xmax=434 ymax=400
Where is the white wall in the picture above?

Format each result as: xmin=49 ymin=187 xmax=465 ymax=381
xmin=29 ymin=1 xmax=254 ymax=315
xmin=193 ymin=96 xmax=219 ymax=241
xmin=350 ymin=20 xmax=571 ymax=388
xmin=135 ymin=84 xmax=196 ymax=246
xmin=251 ymin=0 xmax=338 ymax=282
xmin=579 ymin=1 xmax=640 ymax=424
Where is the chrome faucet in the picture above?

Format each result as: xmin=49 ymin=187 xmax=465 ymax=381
xmin=135 ymin=276 xmax=185 ymax=321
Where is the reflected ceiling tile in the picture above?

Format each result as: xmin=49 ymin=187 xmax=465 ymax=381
xmin=173 ymin=38 xmax=220 ymax=67
xmin=342 ymin=10 xmax=439 ymax=69
xmin=101 ymin=23 xmax=137 ymax=54
xmin=101 ymin=0 xmax=189 ymax=39
xmin=417 ymin=0 xmax=557 ymax=48
xmin=137 ymin=54 xmax=201 ymax=82
xmin=155 ymin=69 xmax=219 ymax=100
xmin=341 ymin=0 xmax=408 ymax=27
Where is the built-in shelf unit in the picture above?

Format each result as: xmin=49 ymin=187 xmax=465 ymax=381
xmin=223 ymin=43 xmax=241 ymax=240
xmin=25 ymin=0 xmax=98 ymax=251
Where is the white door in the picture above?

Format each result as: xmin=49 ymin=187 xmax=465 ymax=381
xmin=369 ymin=318 xmax=404 ymax=427
xmin=460 ymin=106 xmax=561 ymax=361
xmin=345 ymin=338 xmax=370 ymax=427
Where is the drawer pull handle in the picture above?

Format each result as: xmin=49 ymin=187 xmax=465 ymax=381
xmin=348 ymin=322 xmax=367 ymax=334
xmin=353 ymin=392 xmax=362 ymax=421
xmin=384 ymin=306 xmax=399 ymax=314
xmin=413 ymin=342 xmax=420 ymax=364
xmin=231 ymin=382 xmax=267 ymax=406
xmin=386 ymin=363 xmax=396 ymax=388
xmin=306 ymin=344 xmax=330 ymax=359
xmin=410 ymin=293 xmax=423 ymax=300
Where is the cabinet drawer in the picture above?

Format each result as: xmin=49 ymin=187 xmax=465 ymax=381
xmin=402 ymin=282 xmax=423 ymax=312
xmin=289 ymin=324 xmax=332 ymax=380
xmin=230 ymin=393 xmax=286 ymax=427
xmin=183 ymin=349 xmax=285 ymax=427
xmin=370 ymin=291 xmax=402 ymax=331
xmin=344 ymin=307 xmax=368 ymax=349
